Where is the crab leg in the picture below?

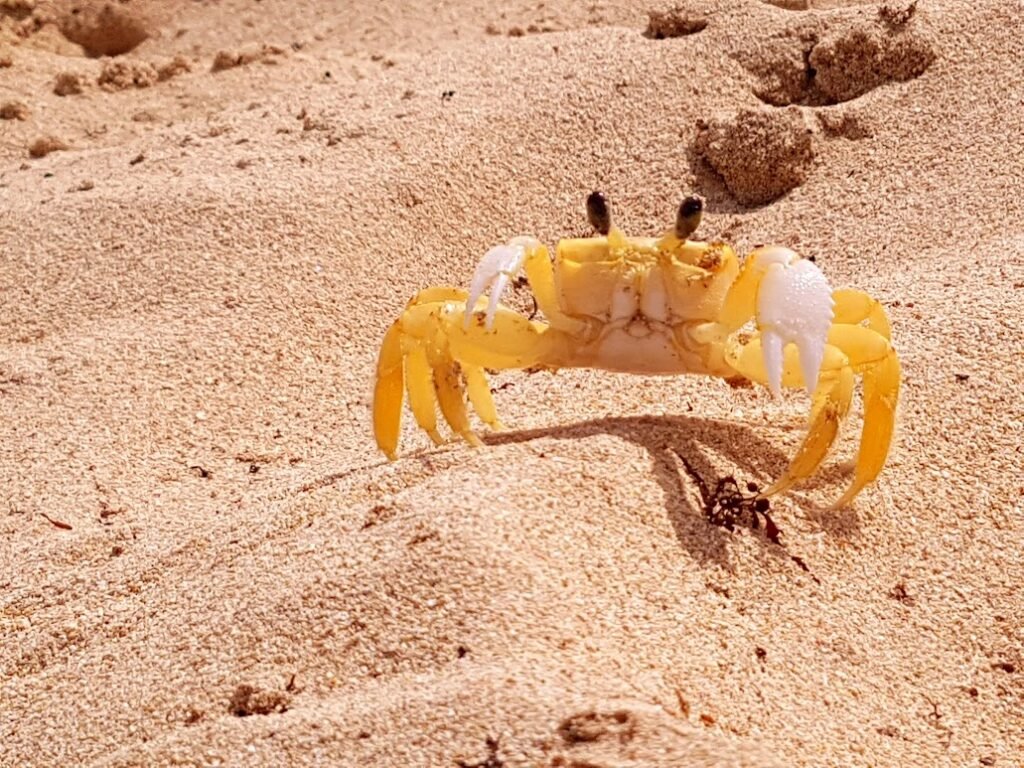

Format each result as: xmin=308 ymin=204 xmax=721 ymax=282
xmin=372 ymin=290 xmax=568 ymax=457
xmin=445 ymin=308 xmax=564 ymax=370
xmin=463 ymin=364 xmax=503 ymax=430
xmin=404 ymin=343 xmax=445 ymax=446
xmin=728 ymin=323 xmax=899 ymax=506
xmin=372 ymin=321 xmax=405 ymax=461
xmin=832 ymin=288 xmax=892 ymax=339
xmin=727 ymin=340 xmax=854 ymax=497
xmin=375 ymin=286 xmax=496 ymax=448
xmin=432 ymin=358 xmax=483 ymax=447
xmin=375 ymin=238 xmax=581 ymax=455
xmin=827 ymin=324 xmax=901 ymax=508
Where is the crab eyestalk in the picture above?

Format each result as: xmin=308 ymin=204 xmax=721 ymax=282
xmin=586 ymin=191 xmax=612 ymax=236
xmin=675 ymin=195 xmax=704 ymax=240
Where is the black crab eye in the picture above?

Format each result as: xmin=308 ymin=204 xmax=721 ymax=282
xmin=586 ymin=191 xmax=611 ymax=236
xmin=675 ymin=194 xmax=704 ymax=240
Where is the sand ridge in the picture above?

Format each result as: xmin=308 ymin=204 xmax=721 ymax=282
xmin=2 ymin=0 xmax=1023 ymax=766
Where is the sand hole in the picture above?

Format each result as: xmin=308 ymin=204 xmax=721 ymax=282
xmin=739 ymin=12 xmax=936 ymax=106
xmin=643 ymin=5 xmax=708 ymax=38
xmin=559 ymin=709 xmax=638 ymax=745
xmin=809 ymin=15 xmax=935 ymax=103
xmin=737 ymin=26 xmax=820 ymax=106
xmin=228 ymin=684 xmax=290 ymax=717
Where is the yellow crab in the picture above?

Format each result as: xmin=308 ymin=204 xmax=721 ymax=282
xmin=373 ymin=193 xmax=899 ymax=508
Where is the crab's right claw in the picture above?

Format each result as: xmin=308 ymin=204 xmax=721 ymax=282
xmin=465 ymin=237 xmax=539 ymax=330
xmin=754 ymin=247 xmax=835 ymax=397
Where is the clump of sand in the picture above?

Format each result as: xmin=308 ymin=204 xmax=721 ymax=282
xmin=211 ymin=43 xmax=286 ymax=72
xmin=52 ymin=70 xmax=85 ymax=95
xmin=815 ymin=105 xmax=874 ymax=139
xmin=156 ymin=53 xmax=191 ymax=81
xmin=0 ymin=98 xmax=28 ymax=118
xmin=97 ymin=57 xmax=158 ymax=89
xmin=27 ymin=133 xmax=67 ymax=156
xmin=227 ymin=683 xmax=292 ymax=717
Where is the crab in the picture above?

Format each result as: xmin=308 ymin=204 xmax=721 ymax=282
xmin=372 ymin=192 xmax=900 ymax=508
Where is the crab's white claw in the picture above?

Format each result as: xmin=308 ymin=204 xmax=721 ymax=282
xmin=755 ymin=247 xmax=834 ymax=398
xmin=464 ymin=237 xmax=539 ymax=330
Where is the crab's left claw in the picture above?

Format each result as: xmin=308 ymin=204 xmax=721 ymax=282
xmin=464 ymin=236 xmax=541 ymax=330
xmin=752 ymin=247 xmax=835 ymax=397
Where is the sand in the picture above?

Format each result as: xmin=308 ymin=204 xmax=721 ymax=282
xmin=1 ymin=0 xmax=1022 ymax=766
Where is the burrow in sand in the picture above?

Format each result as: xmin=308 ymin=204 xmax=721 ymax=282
xmin=643 ymin=5 xmax=709 ymax=38
xmin=734 ymin=6 xmax=936 ymax=106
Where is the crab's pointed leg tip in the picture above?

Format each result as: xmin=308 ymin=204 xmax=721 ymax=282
xmin=830 ymin=489 xmax=859 ymax=511
xmin=384 ymin=450 xmax=398 ymax=462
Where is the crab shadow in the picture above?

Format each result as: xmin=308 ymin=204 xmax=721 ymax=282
xmin=484 ymin=413 xmax=862 ymax=571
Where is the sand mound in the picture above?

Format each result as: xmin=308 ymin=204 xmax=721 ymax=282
xmin=694 ymin=106 xmax=814 ymax=205
xmin=56 ymin=1 xmax=150 ymax=57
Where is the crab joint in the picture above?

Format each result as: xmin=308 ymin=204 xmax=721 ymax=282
xmin=675 ymin=195 xmax=704 ymax=240
xmin=586 ymin=191 xmax=611 ymax=235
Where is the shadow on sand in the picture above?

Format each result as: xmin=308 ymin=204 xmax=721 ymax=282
xmin=484 ymin=413 xmax=862 ymax=574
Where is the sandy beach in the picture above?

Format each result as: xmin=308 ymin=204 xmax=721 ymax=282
xmin=1 ymin=0 xmax=1022 ymax=765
